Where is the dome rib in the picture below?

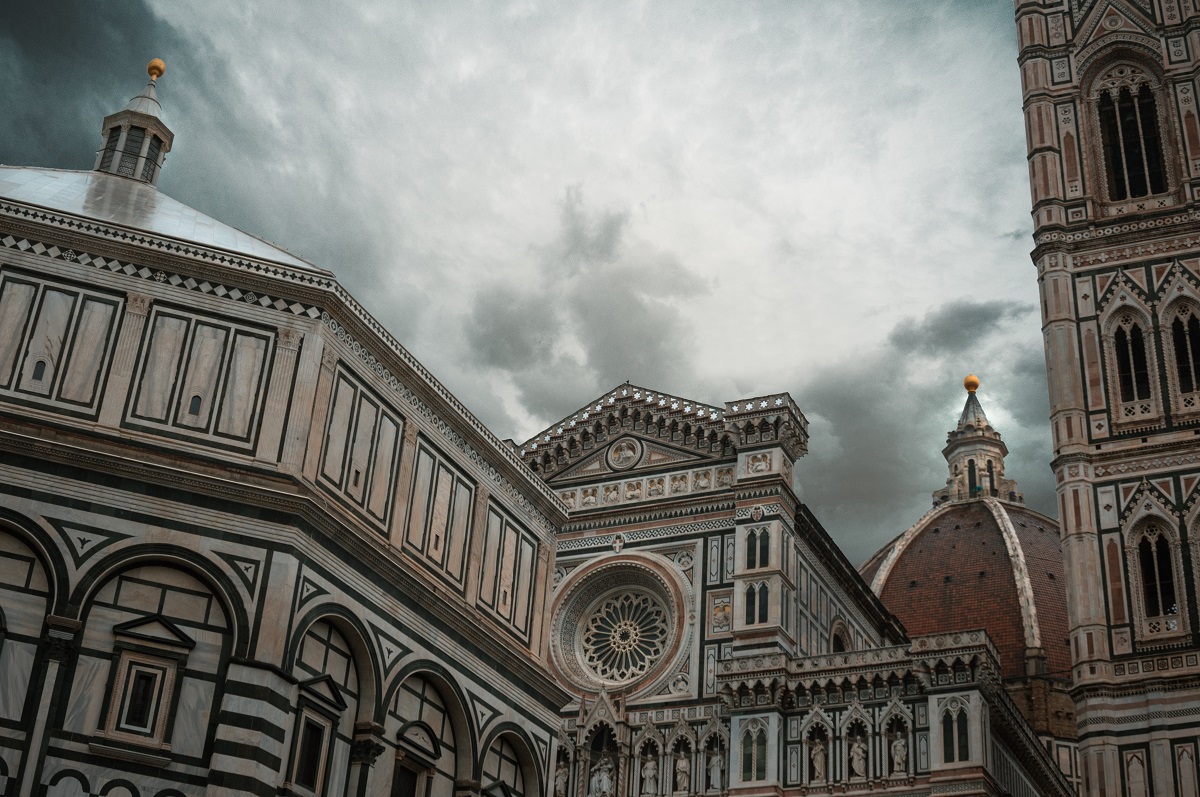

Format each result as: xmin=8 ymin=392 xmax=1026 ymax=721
xmin=982 ymin=498 xmax=1042 ymax=650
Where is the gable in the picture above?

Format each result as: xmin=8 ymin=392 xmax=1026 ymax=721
xmin=547 ymin=434 xmax=713 ymax=486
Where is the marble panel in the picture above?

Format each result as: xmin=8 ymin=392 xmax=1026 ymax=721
xmin=0 ymin=279 xmax=35 ymax=387
xmin=345 ymin=395 xmax=378 ymax=503
xmin=161 ymin=587 xmax=210 ymax=624
xmin=0 ymin=641 xmax=33 ymax=721
xmin=134 ymin=313 xmax=189 ymax=421
xmin=175 ymin=322 xmax=228 ymax=428
xmin=215 ymin=331 xmax=267 ymax=438
xmin=18 ymin=288 xmax=75 ymax=395
xmin=367 ymin=414 xmax=399 ymax=521
xmin=171 ymin=677 xmax=214 ymax=758
xmin=59 ymin=298 xmax=115 ymax=404
xmin=322 ymin=375 xmax=356 ymax=483
xmin=63 ymin=653 xmax=109 ymax=733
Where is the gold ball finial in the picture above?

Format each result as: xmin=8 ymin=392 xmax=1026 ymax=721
xmin=147 ymin=58 xmax=166 ymax=81
xmin=964 ymin=374 xmax=980 ymax=393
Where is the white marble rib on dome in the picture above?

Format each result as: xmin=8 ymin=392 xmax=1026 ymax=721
xmin=0 ymin=166 xmax=327 ymax=274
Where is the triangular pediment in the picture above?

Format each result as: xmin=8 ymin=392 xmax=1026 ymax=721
xmin=113 ymin=615 xmax=196 ymax=649
xmin=519 ymin=383 xmax=730 ymax=481
xmin=300 ymin=674 xmax=348 ymax=711
xmin=548 ymin=434 xmax=711 ymax=485
xmin=1075 ymin=0 xmax=1156 ymax=50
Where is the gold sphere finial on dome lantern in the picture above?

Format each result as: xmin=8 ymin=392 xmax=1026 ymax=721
xmin=147 ymin=58 xmax=166 ymax=81
xmin=964 ymin=374 xmax=980 ymax=393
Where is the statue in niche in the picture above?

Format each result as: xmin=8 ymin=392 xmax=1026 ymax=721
xmin=711 ymin=600 xmax=731 ymax=633
xmin=708 ymin=751 xmax=723 ymax=791
xmin=674 ymin=751 xmax=689 ymax=793
xmin=562 ymin=491 xmax=576 ymax=509
xmin=581 ymin=488 xmax=598 ymax=507
xmin=625 ymin=481 xmax=642 ymax=500
xmin=810 ymin=739 xmax=826 ymax=782
xmin=693 ymin=470 xmax=711 ymax=490
xmin=641 ymin=756 xmax=658 ymax=795
xmin=648 ymin=478 xmax=665 ymax=497
xmin=716 ymin=468 xmax=733 ymax=488
xmin=891 ymin=735 xmax=907 ymax=775
xmin=670 ymin=474 xmax=688 ymax=494
xmin=849 ymin=735 xmax=867 ymax=778
xmin=604 ymin=484 xmax=620 ymax=504
xmin=589 ymin=754 xmax=615 ymax=797
xmin=555 ymin=761 xmax=570 ymax=797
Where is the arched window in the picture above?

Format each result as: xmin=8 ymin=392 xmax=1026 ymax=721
xmin=967 ymin=460 xmax=977 ymax=496
xmin=1138 ymin=530 xmax=1177 ymax=619
xmin=740 ymin=725 xmax=767 ymax=782
xmin=758 ymin=530 xmax=770 ymax=568
xmin=31 ymin=360 xmax=46 ymax=382
xmin=986 ymin=461 xmax=996 ymax=497
xmin=1098 ymin=80 xmax=1167 ymax=200
xmin=832 ymin=633 xmax=846 ymax=653
xmin=757 ymin=584 xmax=769 ymax=624
xmin=941 ymin=706 xmax=969 ymax=763
xmin=746 ymin=530 xmax=757 ymax=570
xmin=1171 ymin=306 xmax=1200 ymax=395
xmin=1114 ymin=320 xmax=1152 ymax=402
xmin=744 ymin=584 xmax=756 ymax=626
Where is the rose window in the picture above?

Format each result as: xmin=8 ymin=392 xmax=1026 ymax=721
xmin=581 ymin=592 xmax=668 ymax=682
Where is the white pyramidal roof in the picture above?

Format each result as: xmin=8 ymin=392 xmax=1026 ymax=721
xmin=0 ymin=165 xmax=327 ymax=274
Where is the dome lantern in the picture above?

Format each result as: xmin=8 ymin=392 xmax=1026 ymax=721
xmin=93 ymin=59 xmax=174 ymax=186
xmin=933 ymin=375 xmax=1023 ymax=505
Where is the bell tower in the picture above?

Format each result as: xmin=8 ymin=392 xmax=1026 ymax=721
xmin=1015 ymin=1 xmax=1200 ymax=794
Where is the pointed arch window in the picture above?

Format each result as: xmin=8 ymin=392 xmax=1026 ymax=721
xmin=758 ymin=530 xmax=770 ymax=569
xmin=1099 ymin=82 xmax=1167 ymax=200
xmin=740 ymin=724 xmax=767 ymax=782
xmin=1114 ymin=322 xmax=1152 ymax=402
xmin=1128 ymin=520 xmax=1186 ymax=639
xmin=757 ymin=584 xmax=768 ymax=624
xmin=967 ymin=460 xmax=978 ymax=496
xmin=744 ymin=584 xmax=756 ymax=626
xmin=746 ymin=530 xmax=757 ymax=570
xmin=941 ymin=705 xmax=969 ymax=763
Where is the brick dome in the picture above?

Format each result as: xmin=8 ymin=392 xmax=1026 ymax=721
xmin=860 ymin=498 xmax=1070 ymax=681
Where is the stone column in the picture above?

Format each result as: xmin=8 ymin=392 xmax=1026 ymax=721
xmin=98 ymin=292 xmax=152 ymax=427
xmin=106 ymin=126 xmax=129 ymax=175
xmin=19 ymin=616 xmax=79 ymax=797
xmin=133 ymin=132 xmax=153 ymax=181
xmin=347 ymin=721 xmax=385 ymax=797
xmin=300 ymin=344 xmax=339 ymax=482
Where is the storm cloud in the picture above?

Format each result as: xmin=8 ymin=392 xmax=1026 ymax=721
xmin=1 ymin=1 xmax=1051 ymax=565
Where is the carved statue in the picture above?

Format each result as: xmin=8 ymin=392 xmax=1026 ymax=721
xmin=891 ymin=735 xmax=907 ymax=775
xmin=849 ymin=736 xmax=867 ymax=778
xmin=555 ymin=761 xmax=570 ymax=797
xmin=589 ymin=754 xmax=615 ymax=797
xmin=708 ymin=752 xmax=723 ymax=791
xmin=674 ymin=752 xmax=689 ymax=793
xmin=611 ymin=440 xmax=639 ymax=468
xmin=810 ymin=739 xmax=826 ymax=782
xmin=641 ymin=757 xmax=658 ymax=795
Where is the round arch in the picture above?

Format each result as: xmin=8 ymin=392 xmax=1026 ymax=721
xmin=383 ymin=660 xmax=479 ymax=779
xmin=287 ymin=603 xmax=380 ymax=722
xmin=67 ymin=544 xmax=248 ymax=656
xmin=478 ymin=723 xmax=545 ymax=797
xmin=0 ymin=507 xmax=69 ymax=615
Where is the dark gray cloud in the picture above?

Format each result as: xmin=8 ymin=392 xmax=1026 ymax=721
xmin=794 ymin=299 xmax=1054 ymax=566
xmin=4 ymin=1 xmax=1057 ymax=569
xmin=888 ymin=300 xmax=1034 ymax=355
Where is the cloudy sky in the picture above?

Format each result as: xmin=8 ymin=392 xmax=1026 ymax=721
xmin=0 ymin=0 xmax=1049 ymax=565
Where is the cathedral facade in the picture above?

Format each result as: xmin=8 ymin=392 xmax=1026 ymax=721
xmin=1014 ymin=0 xmax=1200 ymax=793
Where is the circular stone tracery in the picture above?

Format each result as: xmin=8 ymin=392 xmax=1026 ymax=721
xmin=552 ymin=560 xmax=684 ymax=692
xmin=582 ymin=591 xmax=668 ymax=682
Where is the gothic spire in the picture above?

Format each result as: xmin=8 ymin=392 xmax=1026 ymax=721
xmin=94 ymin=59 xmax=174 ymax=186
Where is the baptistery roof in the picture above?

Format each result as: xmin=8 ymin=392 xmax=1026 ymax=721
xmin=859 ymin=498 xmax=1069 ymax=680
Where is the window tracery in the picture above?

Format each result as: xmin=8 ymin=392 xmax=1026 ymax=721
xmin=1126 ymin=518 xmax=1188 ymax=641
xmin=1160 ymin=300 xmax=1200 ymax=419
xmin=1103 ymin=309 xmax=1162 ymax=427
xmin=1089 ymin=62 xmax=1171 ymax=202
xmin=739 ymin=721 xmax=767 ymax=782
xmin=582 ymin=591 xmax=669 ymax=683
xmin=940 ymin=702 xmax=969 ymax=764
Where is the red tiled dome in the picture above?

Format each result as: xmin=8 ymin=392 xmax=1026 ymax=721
xmin=860 ymin=499 xmax=1069 ymax=681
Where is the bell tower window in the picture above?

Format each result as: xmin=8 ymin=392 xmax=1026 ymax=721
xmin=1172 ymin=309 xmax=1200 ymax=395
xmin=1114 ymin=322 xmax=1151 ymax=402
xmin=1099 ymin=84 xmax=1167 ymax=200
xmin=1128 ymin=519 xmax=1186 ymax=640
